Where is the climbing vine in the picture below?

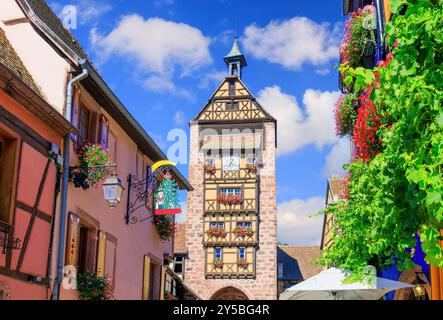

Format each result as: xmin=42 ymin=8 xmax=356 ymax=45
xmin=322 ymin=0 xmax=443 ymax=277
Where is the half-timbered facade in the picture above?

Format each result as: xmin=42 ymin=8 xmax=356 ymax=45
xmin=0 ymin=26 xmax=74 ymax=300
xmin=186 ymin=38 xmax=277 ymax=300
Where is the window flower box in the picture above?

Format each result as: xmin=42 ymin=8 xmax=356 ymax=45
xmin=246 ymin=163 xmax=257 ymax=173
xmin=212 ymin=260 xmax=224 ymax=269
xmin=233 ymin=227 xmax=254 ymax=238
xmin=203 ymin=164 xmax=216 ymax=175
xmin=217 ymin=194 xmax=244 ymax=205
xmin=206 ymin=226 xmax=227 ymax=239
xmin=237 ymin=259 xmax=249 ymax=269
xmin=77 ymin=272 xmax=114 ymax=300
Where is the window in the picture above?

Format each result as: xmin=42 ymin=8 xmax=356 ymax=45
xmin=78 ymin=106 xmax=90 ymax=144
xmin=210 ymin=222 xmax=225 ymax=229
xmin=236 ymin=222 xmax=252 ymax=228
xmin=0 ymin=132 xmax=17 ymax=223
xmin=228 ymin=81 xmax=236 ymax=96
xmin=220 ymin=188 xmax=241 ymax=196
xmin=215 ymin=247 xmax=222 ymax=261
xmin=226 ymin=102 xmax=239 ymax=111
xmin=173 ymin=256 xmax=184 ymax=274
xmin=239 ymin=247 xmax=246 ymax=260
xmin=77 ymin=226 xmax=90 ymax=274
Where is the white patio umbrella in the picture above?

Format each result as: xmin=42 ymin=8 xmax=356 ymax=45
xmin=280 ymin=268 xmax=414 ymax=300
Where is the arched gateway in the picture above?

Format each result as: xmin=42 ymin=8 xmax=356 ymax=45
xmin=210 ymin=286 xmax=249 ymax=300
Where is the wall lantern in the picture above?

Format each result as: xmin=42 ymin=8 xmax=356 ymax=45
xmin=412 ymin=272 xmax=428 ymax=300
xmin=126 ymin=160 xmax=181 ymax=225
xmin=102 ymin=174 xmax=125 ymax=209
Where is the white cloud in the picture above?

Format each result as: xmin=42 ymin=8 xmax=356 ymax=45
xmin=243 ymin=17 xmax=340 ymax=70
xmin=315 ymin=67 xmax=331 ymax=76
xmin=257 ymin=86 xmax=340 ymax=157
xmin=174 ymin=110 xmax=186 ymax=127
xmin=144 ymin=75 xmax=192 ymax=99
xmin=277 ymin=197 xmax=325 ymax=246
xmin=322 ymin=138 xmax=351 ymax=177
xmin=50 ymin=0 xmax=112 ymax=26
xmin=92 ymin=15 xmax=212 ymax=95
xmin=198 ymin=70 xmax=226 ymax=89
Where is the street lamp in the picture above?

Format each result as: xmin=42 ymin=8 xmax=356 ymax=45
xmin=102 ymin=174 xmax=125 ymax=209
xmin=412 ymin=272 xmax=427 ymax=300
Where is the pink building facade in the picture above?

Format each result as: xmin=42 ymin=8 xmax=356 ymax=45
xmin=0 ymin=0 xmax=192 ymax=300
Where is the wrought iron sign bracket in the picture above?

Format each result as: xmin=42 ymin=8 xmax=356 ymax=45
xmin=125 ymin=165 xmax=174 ymax=225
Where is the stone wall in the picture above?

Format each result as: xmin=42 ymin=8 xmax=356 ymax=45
xmin=185 ymin=122 xmax=277 ymax=300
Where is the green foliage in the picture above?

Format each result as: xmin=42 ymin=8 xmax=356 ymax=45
xmin=322 ymin=0 xmax=443 ymax=277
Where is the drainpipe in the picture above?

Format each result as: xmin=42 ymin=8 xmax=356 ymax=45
xmin=51 ymin=66 xmax=88 ymax=300
xmin=374 ymin=0 xmax=385 ymax=60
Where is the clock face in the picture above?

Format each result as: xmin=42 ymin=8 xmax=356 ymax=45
xmin=223 ymin=156 xmax=240 ymax=171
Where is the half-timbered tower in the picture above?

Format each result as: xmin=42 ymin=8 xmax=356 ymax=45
xmin=185 ymin=38 xmax=277 ymax=300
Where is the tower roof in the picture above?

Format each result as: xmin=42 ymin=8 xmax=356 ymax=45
xmin=224 ymin=36 xmax=247 ymax=68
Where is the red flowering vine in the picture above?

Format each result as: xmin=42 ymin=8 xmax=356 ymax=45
xmin=353 ymin=54 xmax=393 ymax=162
xmin=152 ymin=215 xmax=175 ymax=242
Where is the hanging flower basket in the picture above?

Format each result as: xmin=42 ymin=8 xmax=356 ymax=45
xmin=77 ymin=272 xmax=114 ymax=300
xmin=212 ymin=260 xmax=224 ymax=269
xmin=70 ymin=143 xmax=112 ymax=190
xmin=339 ymin=5 xmax=377 ymax=69
xmin=152 ymin=215 xmax=175 ymax=242
xmin=233 ymin=227 xmax=254 ymax=238
xmin=246 ymin=163 xmax=257 ymax=173
xmin=237 ymin=259 xmax=249 ymax=269
xmin=335 ymin=93 xmax=359 ymax=137
xmin=206 ymin=226 xmax=227 ymax=239
xmin=204 ymin=164 xmax=216 ymax=175
xmin=217 ymin=194 xmax=244 ymax=205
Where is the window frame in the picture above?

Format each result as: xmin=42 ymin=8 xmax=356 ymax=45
xmin=210 ymin=222 xmax=225 ymax=229
xmin=236 ymin=221 xmax=252 ymax=229
xmin=220 ymin=188 xmax=241 ymax=196
xmin=78 ymin=105 xmax=91 ymax=145
xmin=239 ymin=247 xmax=246 ymax=260
xmin=173 ymin=255 xmax=184 ymax=274
xmin=214 ymin=247 xmax=223 ymax=261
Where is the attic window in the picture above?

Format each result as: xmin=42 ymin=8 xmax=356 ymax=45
xmin=226 ymin=102 xmax=239 ymax=111
xmin=229 ymin=81 xmax=236 ymax=96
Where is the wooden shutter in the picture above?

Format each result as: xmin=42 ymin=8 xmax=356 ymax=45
xmin=65 ymin=213 xmax=80 ymax=267
xmin=96 ymin=231 xmax=106 ymax=277
xmin=145 ymin=165 xmax=154 ymax=211
xmin=142 ymin=256 xmax=151 ymax=300
xmin=71 ymin=90 xmax=81 ymax=142
xmin=383 ymin=0 xmax=391 ymax=22
xmin=99 ymin=115 xmax=109 ymax=150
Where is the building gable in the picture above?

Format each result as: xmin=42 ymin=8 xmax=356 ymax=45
xmin=194 ymin=76 xmax=275 ymax=123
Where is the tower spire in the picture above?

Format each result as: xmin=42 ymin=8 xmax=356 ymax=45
xmin=224 ymin=36 xmax=247 ymax=79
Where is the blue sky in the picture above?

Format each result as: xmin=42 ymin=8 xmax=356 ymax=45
xmin=50 ymin=0 xmax=349 ymax=246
